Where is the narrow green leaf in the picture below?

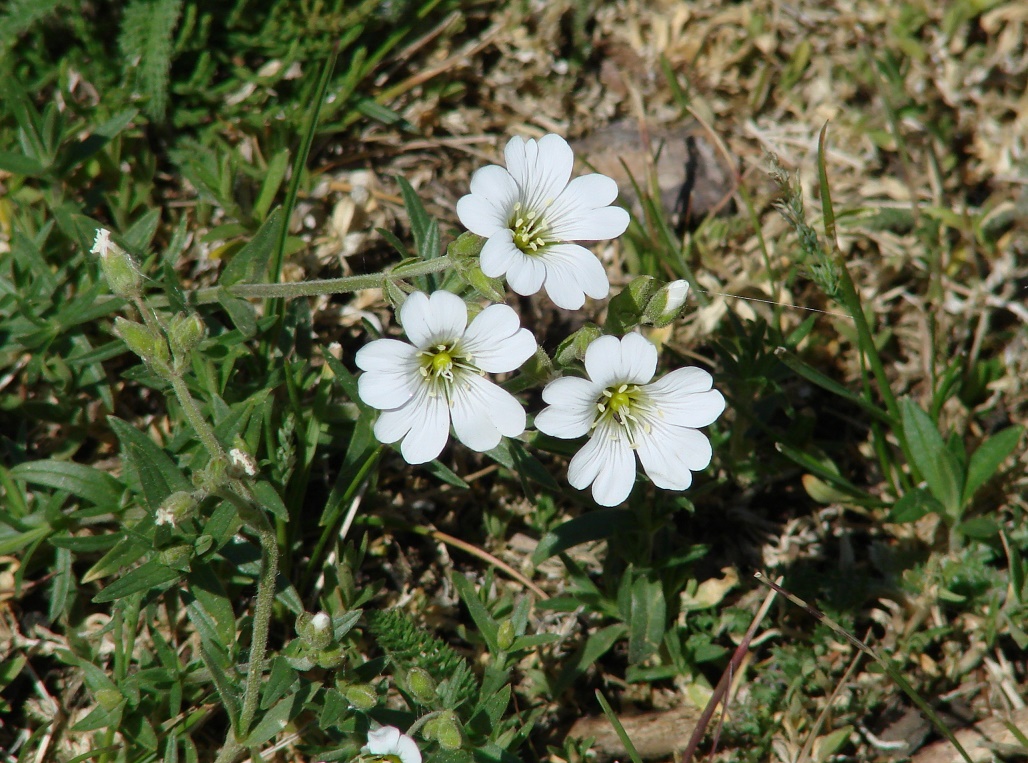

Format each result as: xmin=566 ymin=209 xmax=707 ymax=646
xmin=217 ymin=293 xmax=258 ymax=338
xmin=396 ymin=176 xmax=433 ymax=258
xmin=955 ymin=517 xmax=1000 ymax=539
xmin=82 ymin=536 xmax=150 ymax=584
xmin=0 ymin=524 xmax=52 ymax=555
xmin=899 ymin=398 xmax=964 ymax=516
xmin=963 ymin=425 xmax=1022 ymax=506
xmin=221 ymin=208 xmax=284 ymax=286
xmin=241 ymin=690 xmax=305 ymax=747
xmin=533 ymin=509 xmax=637 ymax=564
xmin=254 ymin=148 xmax=290 ymax=222
xmin=887 ymin=488 xmax=941 ymax=523
xmin=595 ymin=690 xmax=645 ymax=763
xmin=108 ymin=416 xmax=190 ymax=511
xmin=775 ymin=349 xmax=894 ymax=426
xmin=200 ymin=640 xmax=241 ymax=731
xmin=185 ymin=563 xmax=236 ymax=646
xmin=251 ymin=480 xmax=288 ymax=522
xmin=11 ymin=460 xmax=123 ymax=508
xmin=553 ymin=623 xmax=627 ymax=697
xmin=626 ymin=576 xmax=666 ymax=664
xmin=260 ymin=657 xmax=298 ymax=710
xmin=452 ymin=573 xmax=499 ymax=651
xmin=0 ymin=150 xmax=45 ymax=176
xmin=817 ymin=122 xmax=838 ymax=249
xmin=92 ymin=558 xmax=180 ymax=603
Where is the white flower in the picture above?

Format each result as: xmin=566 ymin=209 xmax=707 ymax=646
xmin=154 ymin=506 xmax=175 ymax=526
xmin=229 ymin=448 xmax=258 ymax=477
xmin=310 ymin=611 xmax=331 ymax=633
xmin=91 ymin=227 xmax=112 ymax=257
xmin=355 ymin=291 xmax=537 ymax=464
xmin=456 ymin=134 xmax=630 ymax=310
xmin=364 ymin=726 xmax=422 ymax=763
xmin=663 ymin=280 xmax=690 ymax=312
xmin=535 ymin=333 xmax=725 ymax=506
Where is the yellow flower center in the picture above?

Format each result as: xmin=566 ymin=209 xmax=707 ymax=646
xmin=608 ymin=390 xmax=631 ymax=412
xmin=431 ymin=351 xmax=453 ymax=374
xmin=594 ymin=383 xmax=653 ymax=447
xmin=509 ymin=202 xmax=551 ymax=254
xmin=418 ymin=343 xmax=482 ymax=398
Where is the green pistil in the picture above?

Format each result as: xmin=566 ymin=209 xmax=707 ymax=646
xmin=431 ymin=351 xmax=453 ymax=374
xmin=595 ymin=384 xmax=652 ymax=447
xmin=418 ymin=343 xmax=481 ymax=397
xmin=510 ymin=202 xmax=550 ymax=254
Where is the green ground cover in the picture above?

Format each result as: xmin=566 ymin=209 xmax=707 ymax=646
xmin=1 ymin=0 xmax=1026 ymax=761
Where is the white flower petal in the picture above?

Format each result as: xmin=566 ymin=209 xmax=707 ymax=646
xmin=357 ymin=368 xmax=416 ymax=410
xmin=398 ymin=388 xmax=450 ymax=464
xmin=547 ymin=174 xmax=629 ymax=240
xmin=636 ymin=420 xmax=713 ymax=489
xmin=567 ymin=421 xmax=637 ymax=506
xmin=583 ymin=335 xmax=626 ymax=388
xmin=566 ymin=429 xmax=608 ymax=491
xmin=462 ymin=304 xmax=536 ymax=372
xmin=536 ymin=377 xmax=599 ymax=439
xmin=535 ymin=406 xmax=593 ymax=439
xmin=458 ymin=165 xmax=519 ymax=236
xmin=355 ymin=338 xmax=417 ymax=372
xmin=538 ymin=243 xmax=609 ymax=309
xmin=374 ymin=404 xmax=415 ymax=444
xmin=402 ymin=291 xmax=467 ymax=348
xmin=479 ymin=230 xmax=520 ymax=278
xmin=366 ymin=726 xmax=403 ymax=755
xmin=365 ymin=726 xmax=422 ymax=763
xmin=395 ymin=734 xmax=422 ymax=763
xmin=648 ymin=369 xmax=726 ymax=428
xmin=505 ymin=250 xmax=547 ymax=296
xmin=617 ymin=333 xmax=658 ymax=385
xmin=451 ymin=375 xmax=526 ymax=451
xmin=541 ymin=375 xmax=602 ymax=407
xmin=506 ymin=134 xmax=574 ymax=209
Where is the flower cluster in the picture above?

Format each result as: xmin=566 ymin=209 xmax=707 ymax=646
xmin=355 ymin=134 xmax=725 ymax=505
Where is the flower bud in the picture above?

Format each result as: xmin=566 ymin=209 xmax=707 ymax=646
xmin=604 ymin=275 xmax=659 ymax=334
xmin=158 ymin=543 xmax=193 ymax=571
xmin=553 ymin=323 xmax=602 ymax=368
xmin=643 ymin=279 xmax=690 ymax=328
xmin=296 ymin=611 xmax=334 ymax=650
xmin=95 ymin=687 xmax=125 ymax=712
xmin=93 ymin=229 xmax=142 ymax=299
xmin=448 ymin=231 xmax=485 ymax=259
xmin=423 ymin=712 xmax=462 ymax=750
xmin=168 ymin=312 xmax=206 ymax=362
xmin=496 ymin=619 xmax=516 ymax=651
xmin=316 ymin=643 xmax=346 ymax=670
xmin=157 ymin=491 xmax=198 ymax=527
xmin=193 ymin=455 xmax=228 ymax=493
xmin=114 ymin=317 xmax=172 ymax=375
xmin=344 ymin=682 xmax=378 ymax=710
xmin=406 ymin=667 xmax=437 ymax=704
xmin=229 ymin=447 xmax=258 ymax=478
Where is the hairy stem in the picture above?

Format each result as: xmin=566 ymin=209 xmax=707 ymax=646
xmin=168 ymin=373 xmax=227 ymax=462
xmin=238 ymin=511 xmax=280 ymax=740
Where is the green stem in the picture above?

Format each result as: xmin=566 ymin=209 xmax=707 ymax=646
xmin=192 ymin=258 xmax=453 ymax=305
xmin=237 ymin=511 xmax=280 ymax=741
xmin=104 ymin=257 xmax=454 ymax=311
xmin=168 ymin=373 xmax=227 ymax=462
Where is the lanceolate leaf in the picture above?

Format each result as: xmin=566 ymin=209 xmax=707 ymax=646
xmin=11 ymin=460 xmax=124 ymax=508
xmin=899 ymin=398 xmax=964 ymax=517
xmin=963 ymin=425 xmax=1023 ymax=507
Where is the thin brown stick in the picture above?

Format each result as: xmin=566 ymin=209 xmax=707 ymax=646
xmin=682 ymin=576 xmax=780 ymax=762
xmin=429 ymin=529 xmax=549 ymax=600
